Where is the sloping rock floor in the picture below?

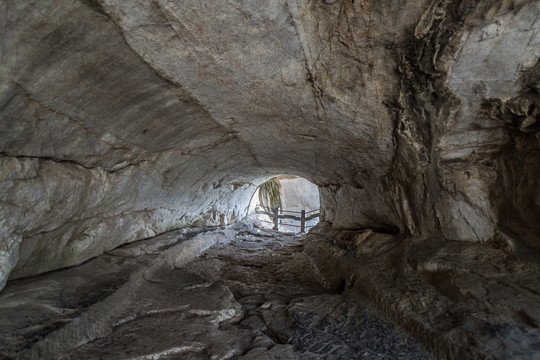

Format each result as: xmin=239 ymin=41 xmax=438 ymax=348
xmin=0 ymin=225 xmax=432 ymax=359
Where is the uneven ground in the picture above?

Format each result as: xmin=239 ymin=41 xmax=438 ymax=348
xmin=305 ymin=223 xmax=540 ymax=360
xmin=0 ymin=225 xmax=432 ymax=359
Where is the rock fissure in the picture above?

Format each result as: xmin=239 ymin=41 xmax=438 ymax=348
xmin=0 ymin=152 xmax=147 ymax=175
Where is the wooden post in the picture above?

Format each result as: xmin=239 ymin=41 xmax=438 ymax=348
xmin=273 ymin=207 xmax=279 ymax=230
xmin=300 ymin=210 xmax=306 ymax=233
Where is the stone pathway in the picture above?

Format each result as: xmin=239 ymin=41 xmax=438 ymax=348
xmin=0 ymin=226 xmax=433 ymax=359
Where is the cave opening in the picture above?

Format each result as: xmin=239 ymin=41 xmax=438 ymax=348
xmin=247 ymin=175 xmax=320 ymax=232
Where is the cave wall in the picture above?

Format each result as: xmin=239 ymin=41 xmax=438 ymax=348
xmin=0 ymin=0 xmax=265 ymax=289
xmin=1 ymin=0 xmax=539 ymax=292
xmin=320 ymin=0 xmax=540 ymax=251
xmin=0 ymin=0 xmax=419 ymax=290
xmin=1 ymin=151 xmax=259 ymax=283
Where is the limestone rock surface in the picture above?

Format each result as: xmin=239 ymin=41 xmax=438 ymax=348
xmin=1 ymin=0 xmax=427 ymax=284
xmin=305 ymin=222 xmax=540 ymax=360
xmin=0 ymin=6 xmax=539 ymax=358
xmin=0 ymin=225 xmax=432 ymax=359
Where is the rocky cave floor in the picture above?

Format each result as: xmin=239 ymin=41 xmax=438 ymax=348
xmin=0 ymin=225 xmax=433 ymax=360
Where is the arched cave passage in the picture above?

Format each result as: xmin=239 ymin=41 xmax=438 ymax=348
xmin=1 ymin=0 xmax=539 ymax=359
xmin=247 ymin=175 xmax=321 ymax=232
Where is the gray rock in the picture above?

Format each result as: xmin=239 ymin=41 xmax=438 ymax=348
xmin=1 ymin=1 xmax=539 ymax=358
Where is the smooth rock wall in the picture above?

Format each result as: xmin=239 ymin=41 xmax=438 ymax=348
xmin=0 ymin=0 xmax=262 ymax=289
xmin=1 ymin=147 xmax=260 ymax=286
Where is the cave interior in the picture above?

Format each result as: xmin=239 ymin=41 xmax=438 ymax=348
xmin=1 ymin=0 xmax=539 ymax=359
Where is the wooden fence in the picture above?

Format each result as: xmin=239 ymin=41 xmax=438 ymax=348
xmin=255 ymin=205 xmax=320 ymax=232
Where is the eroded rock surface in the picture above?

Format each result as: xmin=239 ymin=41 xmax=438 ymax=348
xmin=1 ymin=1 xmax=539 ymax=359
xmin=305 ymin=222 xmax=540 ymax=360
xmin=320 ymin=0 xmax=540 ymax=246
xmin=0 ymin=226 xmax=431 ymax=359
xmin=1 ymin=0 xmax=539 ymax=292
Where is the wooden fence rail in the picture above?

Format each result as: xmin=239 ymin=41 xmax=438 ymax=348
xmin=255 ymin=206 xmax=320 ymax=232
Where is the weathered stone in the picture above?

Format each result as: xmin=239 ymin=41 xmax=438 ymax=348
xmin=0 ymin=224 xmax=432 ymax=359
xmin=305 ymin=223 xmax=540 ymax=360
xmin=2 ymin=0 xmax=536 ymax=286
xmin=1 ymin=0 xmax=539 ymax=358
